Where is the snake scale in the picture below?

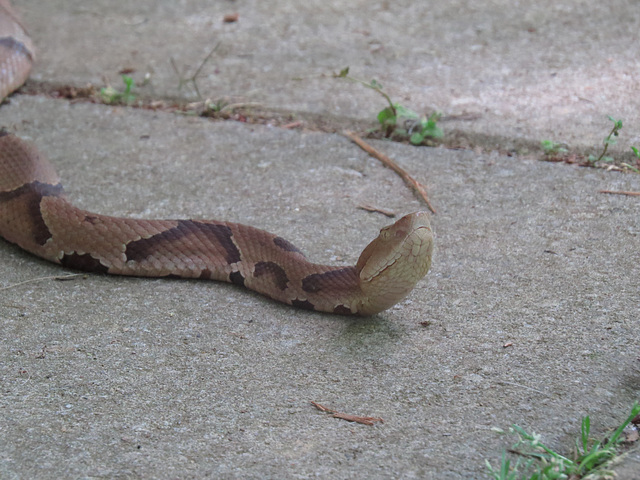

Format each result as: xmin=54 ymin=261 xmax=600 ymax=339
xmin=0 ymin=1 xmax=433 ymax=315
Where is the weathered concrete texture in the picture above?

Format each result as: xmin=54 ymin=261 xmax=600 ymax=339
xmin=1 ymin=97 xmax=639 ymax=479
xmin=1 ymin=1 xmax=640 ymax=478
xmin=17 ymin=0 xmax=640 ymax=152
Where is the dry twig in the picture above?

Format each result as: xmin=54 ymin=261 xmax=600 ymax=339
xmin=311 ymin=401 xmax=384 ymax=426
xmin=599 ymin=190 xmax=640 ymax=197
xmin=170 ymin=42 xmax=220 ymax=99
xmin=0 ymin=273 xmax=83 ymax=291
xmin=497 ymin=381 xmax=548 ymax=396
xmin=343 ymin=131 xmax=436 ymax=213
xmin=281 ymin=121 xmax=303 ymax=129
xmin=357 ymin=204 xmax=396 ymax=218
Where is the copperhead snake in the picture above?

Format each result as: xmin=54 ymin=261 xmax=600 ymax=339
xmin=0 ymin=1 xmax=433 ymax=315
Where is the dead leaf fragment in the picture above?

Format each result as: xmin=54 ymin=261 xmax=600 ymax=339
xmin=223 ymin=13 xmax=239 ymax=23
xmin=623 ymin=425 xmax=639 ymax=443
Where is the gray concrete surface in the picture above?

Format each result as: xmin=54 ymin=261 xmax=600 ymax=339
xmin=1 ymin=1 xmax=639 ymax=479
xmin=19 ymin=0 xmax=640 ymax=153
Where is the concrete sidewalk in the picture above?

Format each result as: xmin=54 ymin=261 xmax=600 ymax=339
xmin=1 ymin=1 xmax=639 ymax=478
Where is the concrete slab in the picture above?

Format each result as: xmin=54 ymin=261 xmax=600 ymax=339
xmin=16 ymin=0 xmax=640 ymax=152
xmin=1 ymin=1 xmax=640 ymax=478
xmin=2 ymin=96 xmax=639 ymax=478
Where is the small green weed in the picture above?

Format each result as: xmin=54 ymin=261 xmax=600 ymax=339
xmin=541 ymin=140 xmax=568 ymax=156
xmin=588 ymin=116 xmax=623 ymax=166
xmin=485 ymin=401 xmax=640 ymax=480
xmin=407 ymin=112 xmax=443 ymax=145
xmin=335 ymin=67 xmax=443 ymax=144
xmin=625 ymin=146 xmax=640 ymax=173
xmin=100 ymin=75 xmax=136 ymax=105
xmin=206 ymin=98 xmax=229 ymax=113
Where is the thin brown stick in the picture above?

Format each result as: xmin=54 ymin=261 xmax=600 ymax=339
xmin=0 ymin=273 xmax=83 ymax=291
xmin=599 ymin=190 xmax=640 ymax=197
xmin=281 ymin=121 xmax=303 ymax=129
xmin=311 ymin=401 xmax=384 ymax=426
xmin=357 ymin=204 xmax=396 ymax=218
xmin=343 ymin=131 xmax=436 ymax=213
xmin=497 ymin=381 xmax=549 ymax=396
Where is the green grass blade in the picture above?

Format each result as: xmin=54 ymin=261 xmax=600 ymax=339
xmin=603 ymin=401 xmax=640 ymax=449
xmin=581 ymin=415 xmax=590 ymax=453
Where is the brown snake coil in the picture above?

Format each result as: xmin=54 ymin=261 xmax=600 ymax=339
xmin=0 ymin=1 xmax=433 ymax=315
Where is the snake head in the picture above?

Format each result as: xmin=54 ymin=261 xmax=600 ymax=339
xmin=355 ymin=211 xmax=434 ymax=315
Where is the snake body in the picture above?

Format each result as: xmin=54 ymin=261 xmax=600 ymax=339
xmin=0 ymin=1 xmax=433 ymax=315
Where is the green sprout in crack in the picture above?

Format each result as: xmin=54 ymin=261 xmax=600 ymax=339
xmin=541 ymin=140 xmax=568 ymax=156
xmin=334 ymin=66 xmax=443 ymax=144
xmin=401 ymin=111 xmax=443 ymax=146
xmin=588 ymin=116 xmax=623 ymax=166
xmin=625 ymin=146 xmax=640 ymax=173
xmin=100 ymin=75 xmax=136 ymax=105
xmin=485 ymin=401 xmax=640 ymax=480
xmin=206 ymin=98 xmax=229 ymax=113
